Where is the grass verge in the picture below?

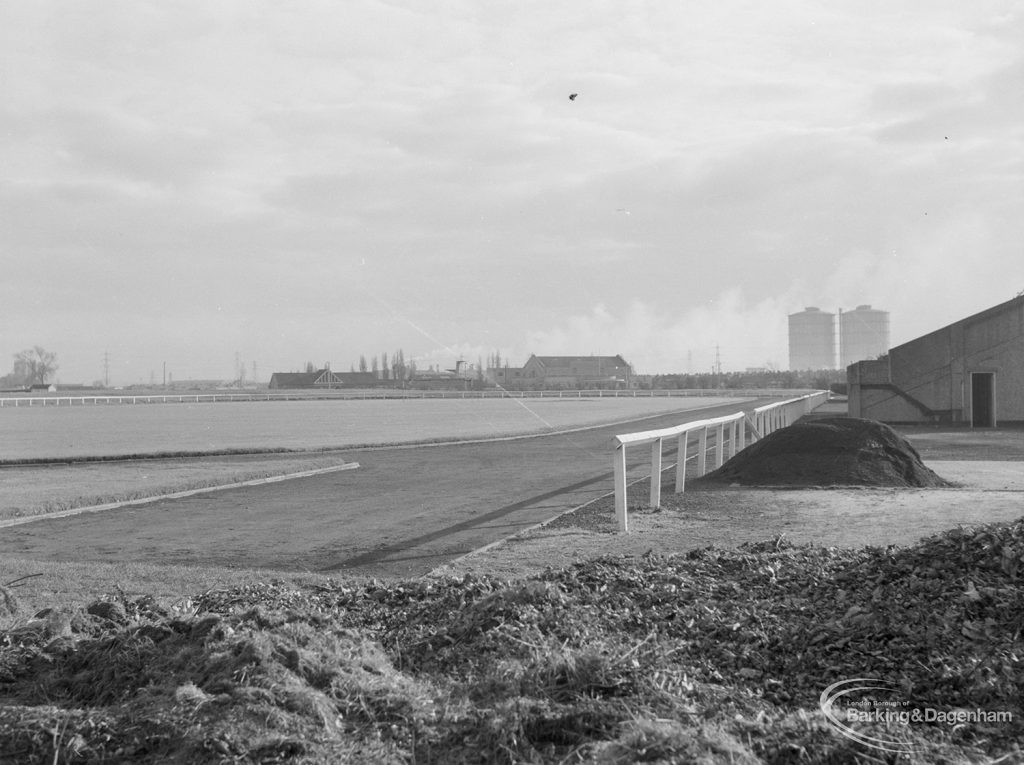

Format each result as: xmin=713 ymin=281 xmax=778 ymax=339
xmin=0 ymin=455 xmax=350 ymax=522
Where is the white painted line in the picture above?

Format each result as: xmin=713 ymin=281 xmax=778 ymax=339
xmin=0 ymin=462 xmax=360 ymax=529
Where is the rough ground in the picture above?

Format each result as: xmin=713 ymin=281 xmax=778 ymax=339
xmin=1 ymin=519 xmax=1022 ymax=763
xmin=1 ymin=420 xmax=1022 ymax=763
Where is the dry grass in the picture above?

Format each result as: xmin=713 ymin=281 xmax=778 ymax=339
xmin=0 ymin=556 xmax=352 ymax=619
xmin=3 ymin=521 xmax=1023 ymax=763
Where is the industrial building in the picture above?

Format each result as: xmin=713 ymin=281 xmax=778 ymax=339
xmin=268 ymin=369 xmax=378 ymax=389
xmin=839 ymin=305 xmax=890 ymax=368
xmin=407 ymin=360 xmax=476 ymax=391
xmin=490 ymin=355 xmax=634 ymax=390
xmin=788 ymin=307 xmax=836 ymax=370
xmin=848 ymin=294 xmax=1024 ymax=426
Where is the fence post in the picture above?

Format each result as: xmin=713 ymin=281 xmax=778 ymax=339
xmin=697 ymin=428 xmax=707 ymax=476
xmin=674 ymin=431 xmax=688 ymax=493
xmin=715 ymin=423 xmax=725 ymax=468
xmin=614 ymin=443 xmax=628 ymax=532
xmin=729 ymin=419 xmax=738 ymax=459
xmin=738 ymin=416 xmax=746 ymax=451
xmin=650 ymin=438 xmax=662 ymax=509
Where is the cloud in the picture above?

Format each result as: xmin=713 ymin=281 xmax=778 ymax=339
xmin=818 ymin=213 xmax=1024 ymax=345
xmin=3 ymin=2 xmax=1024 ymax=383
xmin=524 ymin=292 xmax=793 ymax=374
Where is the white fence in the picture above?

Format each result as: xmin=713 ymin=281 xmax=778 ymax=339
xmin=0 ymin=387 xmax=822 ymax=407
xmin=612 ymin=391 xmax=829 ymax=531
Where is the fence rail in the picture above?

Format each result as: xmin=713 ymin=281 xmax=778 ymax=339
xmin=612 ymin=391 xmax=829 ymax=531
xmin=0 ymin=388 xmax=824 ymax=407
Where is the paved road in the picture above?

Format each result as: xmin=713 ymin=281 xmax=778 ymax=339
xmin=0 ymin=400 xmax=767 ymax=578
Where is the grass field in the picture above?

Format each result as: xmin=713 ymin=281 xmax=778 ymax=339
xmin=0 ymin=396 xmax=740 ymax=461
xmin=0 ymin=454 xmax=350 ymax=522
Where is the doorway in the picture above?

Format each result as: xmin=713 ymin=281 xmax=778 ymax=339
xmin=970 ymin=372 xmax=995 ymax=427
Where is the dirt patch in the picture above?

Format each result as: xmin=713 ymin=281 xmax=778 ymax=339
xmin=437 ymin=457 xmax=1024 ymax=582
xmin=698 ymin=417 xmax=951 ymax=488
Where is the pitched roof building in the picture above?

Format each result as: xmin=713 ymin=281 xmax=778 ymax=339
xmin=268 ymin=369 xmax=378 ymax=389
xmin=490 ymin=354 xmax=634 ymax=390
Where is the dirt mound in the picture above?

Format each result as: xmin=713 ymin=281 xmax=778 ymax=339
xmin=700 ymin=417 xmax=951 ymax=487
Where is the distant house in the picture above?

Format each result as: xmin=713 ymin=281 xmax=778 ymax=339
xmin=848 ymin=294 xmax=1024 ymax=426
xmin=268 ymin=369 xmax=379 ymax=390
xmin=490 ymin=354 xmax=634 ymax=390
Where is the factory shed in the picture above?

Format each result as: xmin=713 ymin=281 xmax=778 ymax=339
xmin=848 ymin=295 xmax=1024 ymax=426
xmin=268 ymin=369 xmax=378 ymax=389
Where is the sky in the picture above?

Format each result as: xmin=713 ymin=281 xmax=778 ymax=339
xmin=2 ymin=1 xmax=1022 ymax=385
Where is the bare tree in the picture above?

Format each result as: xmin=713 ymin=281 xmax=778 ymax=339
xmin=358 ymin=355 xmax=368 ymax=373
xmin=392 ymin=348 xmax=407 ymax=381
xmin=13 ymin=346 xmax=59 ymax=385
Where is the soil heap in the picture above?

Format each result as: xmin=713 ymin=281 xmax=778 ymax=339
xmin=699 ymin=416 xmax=951 ymax=488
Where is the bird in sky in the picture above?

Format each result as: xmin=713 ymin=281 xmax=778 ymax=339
xmin=569 ymin=93 xmax=578 ymax=101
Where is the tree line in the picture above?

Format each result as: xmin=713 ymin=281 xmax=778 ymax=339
xmin=300 ymin=349 xmax=423 ymax=381
xmin=297 ymin=349 xmax=506 ymax=383
xmin=645 ymin=368 xmax=845 ymax=392
xmin=354 ymin=348 xmax=418 ymax=380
